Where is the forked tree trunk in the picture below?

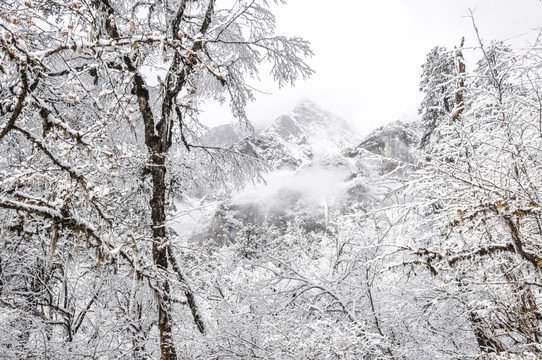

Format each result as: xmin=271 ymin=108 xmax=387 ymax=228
xmin=92 ymin=0 xmax=180 ymax=357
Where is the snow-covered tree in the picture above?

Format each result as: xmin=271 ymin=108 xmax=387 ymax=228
xmin=418 ymin=46 xmax=455 ymax=149
xmin=0 ymin=0 xmax=312 ymax=358
xmin=419 ymin=39 xmax=466 ymax=149
xmin=408 ymin=26 xmax=542 ymax=357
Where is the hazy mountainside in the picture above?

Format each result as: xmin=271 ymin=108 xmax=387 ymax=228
xmin=199 ymin=123 xmax=252 ymax=148
xmin=188 ymin=102 xmax=421 ymax=243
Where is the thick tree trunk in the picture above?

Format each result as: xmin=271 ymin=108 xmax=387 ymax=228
xmin=149 ymin=153 xmax=178 ymax=360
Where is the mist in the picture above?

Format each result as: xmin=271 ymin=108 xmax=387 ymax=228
xmin=232 ymin=162 xmax=352 ymax=217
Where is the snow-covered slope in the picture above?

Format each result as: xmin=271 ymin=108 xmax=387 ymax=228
xmin=261 ymin=100 xmax=359 ymax=156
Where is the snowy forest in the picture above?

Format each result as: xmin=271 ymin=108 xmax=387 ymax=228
xmin=1 ymin=0 xmax=542 ymax=359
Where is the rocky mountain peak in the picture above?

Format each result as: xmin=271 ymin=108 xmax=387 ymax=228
xmin=262 ymin=100 xmax=358 ymax=152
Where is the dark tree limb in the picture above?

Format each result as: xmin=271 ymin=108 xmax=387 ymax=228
xmin=167 ymin=247 xmax=206 ymax=334
xmin=0 ymin=65 xmax=29 ymax=141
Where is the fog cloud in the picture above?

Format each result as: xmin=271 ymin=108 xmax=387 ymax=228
xmin=232 ymin=164 xmax=350 ymax=209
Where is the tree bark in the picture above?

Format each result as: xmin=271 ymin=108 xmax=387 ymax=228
xmin=149 ymin=153 xmax=178 ymax=360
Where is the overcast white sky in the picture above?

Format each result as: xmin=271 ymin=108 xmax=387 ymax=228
xmin=201 ymin=0 xmax=542 ymax=135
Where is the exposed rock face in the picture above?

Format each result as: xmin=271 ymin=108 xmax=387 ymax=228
xmin=356 ymin=120 xmax=420 ymax=160
xmin=345 ymin=120 xmax=421 ymax=175
xmin=233 ymin=135 xmax=304 ymax=170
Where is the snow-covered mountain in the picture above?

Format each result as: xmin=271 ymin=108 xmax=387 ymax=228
xmin=187 ymin=101 xmax=421 ymax=244
xmin=202 ymin=101 xmax=360 ymax=170
xmin=260 ymin=100 xmax=359 ymax=156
